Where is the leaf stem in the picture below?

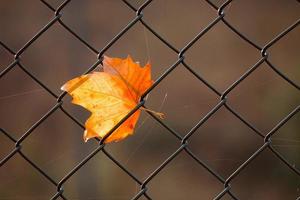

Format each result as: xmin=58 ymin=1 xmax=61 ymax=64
xmin=140 ymin=107 xmax=165 ymax=119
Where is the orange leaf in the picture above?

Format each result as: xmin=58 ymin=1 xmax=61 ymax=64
xmin=61 ymin=55 xmax=155 ymax=143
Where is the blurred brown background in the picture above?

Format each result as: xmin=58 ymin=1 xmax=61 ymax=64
xmin=0 ymin=0 xmax=300 ymax=199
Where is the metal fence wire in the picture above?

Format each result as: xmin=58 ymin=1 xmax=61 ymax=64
xmin=1 ymin=0 xmax=300 ymax=199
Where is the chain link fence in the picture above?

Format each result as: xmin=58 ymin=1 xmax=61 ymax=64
xmin=1 ymin=0 xmax=299 ymax=199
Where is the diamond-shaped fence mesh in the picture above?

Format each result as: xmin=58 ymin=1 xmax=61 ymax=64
xmin=1 ymin=0 xmax=299 ymax=199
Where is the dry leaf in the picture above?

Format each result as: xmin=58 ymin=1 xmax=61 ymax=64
xmin=61 ymin=55 xmax=156 ymax=143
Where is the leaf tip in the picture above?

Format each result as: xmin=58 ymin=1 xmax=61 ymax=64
xmin=83 ymin=130 xmax=92 ymax=143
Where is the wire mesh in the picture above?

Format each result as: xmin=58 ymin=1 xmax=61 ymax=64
xmin=1 ymin=0 xmax=299 ymax=199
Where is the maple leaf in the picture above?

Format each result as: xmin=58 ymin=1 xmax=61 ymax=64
xmin=61 ymin=55 xmax=160 ymax=143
